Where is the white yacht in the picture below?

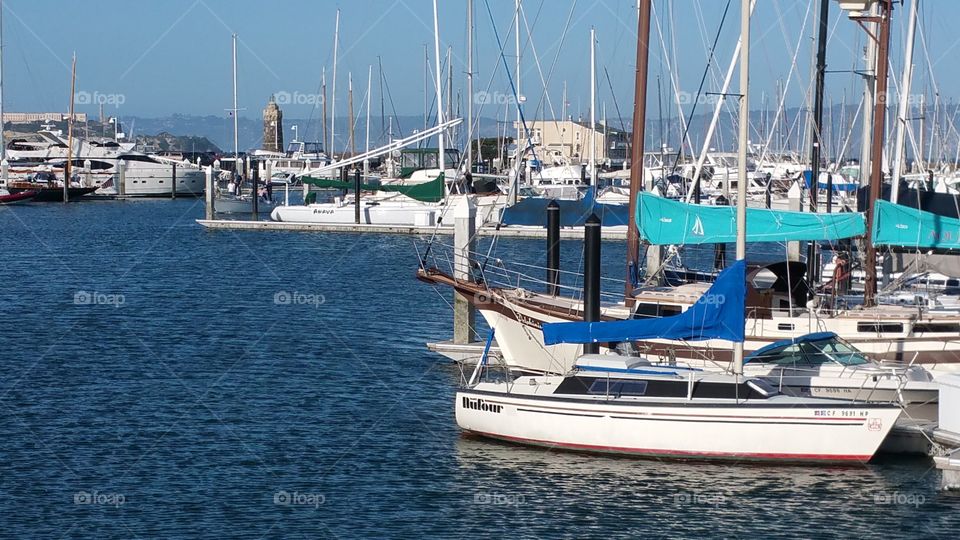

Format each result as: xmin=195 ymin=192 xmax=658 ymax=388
xmin=5 ymin=130 xmax=205 ymax=197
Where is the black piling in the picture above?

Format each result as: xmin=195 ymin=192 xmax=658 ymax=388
xmin=251 ymin=160 xmax=259 ymax=220
xmin=583 ymin=213 xmax=602 ymax=355
xmin=826 ymin=173 xmax=833 ymax=213
xmin=354 ymin=169 xmax=362 ymax=224
xmin=546 ymin=200 xmax=561 ymax=295
xmin=171 ymin=163 xmax=177 ymax=199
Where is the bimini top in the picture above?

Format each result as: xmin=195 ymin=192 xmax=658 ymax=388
xmin=746 ymin=332 xmax=838 ymax=363
xmin=636 ymin=192 xmax=866 ymax=245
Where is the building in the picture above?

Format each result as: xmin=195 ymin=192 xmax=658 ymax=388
xmin=262 ymin=96 xmax=283 ymax=153
xmin=513 ymin=119 xmax=630 ymax=169
xmin=2 ymin=112 xmax=88 ymax=123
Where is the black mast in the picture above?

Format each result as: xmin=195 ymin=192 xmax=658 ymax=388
xmin=806 ymin=0 xmax=830 ymax=288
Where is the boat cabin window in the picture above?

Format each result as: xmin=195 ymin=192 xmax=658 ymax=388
xmin=120 ymin=155 xmax=160 ymax=164
xmin=633 ymin=303 xmax=682 ymax=319
xmin=913 ymin=323 xmax=960 ymax=333
xmin=588 ymin=379 xmax=649 ymax=397
xmin=856 ymin=322 xmax=904 ymax=334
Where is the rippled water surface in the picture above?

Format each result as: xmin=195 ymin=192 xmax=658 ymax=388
xmin=1 ymin=200 xmax=957 ymax=538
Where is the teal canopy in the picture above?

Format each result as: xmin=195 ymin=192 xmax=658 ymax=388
xmin=636 ymin=192 xmax=866 ymax=245
xmin=872 ymin=199 xmax=960 ymax=251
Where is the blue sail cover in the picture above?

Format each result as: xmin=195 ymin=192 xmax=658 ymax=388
xmin=872 ymin=199 xmax=960 ymax=250
xmin=542 ymin=260 xmax=746 ymax=345
xmin=636 ymin=192 xmax=866 ymax=245
xmin=501 ymin=189 xmax=630 ymax=227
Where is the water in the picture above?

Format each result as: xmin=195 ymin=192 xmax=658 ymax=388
xmin=0 ymin=200 xmax=957 ymax=538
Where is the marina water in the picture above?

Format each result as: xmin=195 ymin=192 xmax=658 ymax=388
xmin=1 ymin=200 xmax=958 ymax=537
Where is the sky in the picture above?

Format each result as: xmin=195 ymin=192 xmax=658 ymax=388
xmin=3 ymin=0 xmax=960 ymax=128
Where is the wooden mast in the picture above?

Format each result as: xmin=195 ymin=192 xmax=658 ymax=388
xmin=625 ymin=0 xmax=653 ymax=303
xmin=864 ymin=0 xmax=894 ymax=307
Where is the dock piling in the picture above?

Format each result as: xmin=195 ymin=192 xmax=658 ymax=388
xmin=251 ymin=160 xmax=259 ymax=220
xmin=171 ymin=163 xmax=177 ymax=199
xmin=546 ymin=200 xmax=561 ymax=295
xmin=117 ymin=160 xmax=126 ymax=197
xmin=583 ymin=213 xmax=602 ymax=355
xmin=354 ymin=169 xmax=361 ymax=224
xmin=453 ymin=196 xmax=477 ymax=345
xmin=205 ymin=166 xmax=215 ymax=220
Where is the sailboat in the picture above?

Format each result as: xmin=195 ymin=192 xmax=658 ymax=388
xmin=458 ymin=261 xmax=901 ymax=462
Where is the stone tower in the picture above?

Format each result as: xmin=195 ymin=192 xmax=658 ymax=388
xmin=262 ymin=95 xmax=283 ymax=152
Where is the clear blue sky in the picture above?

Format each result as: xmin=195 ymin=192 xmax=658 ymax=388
xmin=3 ymin=0 xmax=959 ymax=123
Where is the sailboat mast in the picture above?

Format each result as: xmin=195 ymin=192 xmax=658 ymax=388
xmin=515 ymin=0 xmax=522 ymax=168
xmin=331 ymin=9 xmax=340 ymax=158
xmin=733 ymin=0 xmax=751 ymax=376
xmin=232 ymin=34 xmax=238 ymax=159
xmin=466 ymin=0 xmax=474 ymax=169
xmin=348 ymin=72 xmax=355 ymax=156
xmin=864 ymin=0 xmax=894 ymax=307
xmin=590 ymin=27 xmax=597 ymax=183
xmin=321 ymin=68 xmax=328 ymax=152
xmin=65 ymin=53 xmax=76 ymax=203
xmin=625 ymin=0 xmax=653 ymax=302
xmin=806 ymin=0 xmax=829 ymax=287
xmin=365 ymin=65 xmax=372 ymax=179
xmin=891 ymin=0 xmax=919 ymax=204
xmin=0 ymin=0 xmax=5 ymax=164
xmin=432 ymin=0 xmax=445 ymax=174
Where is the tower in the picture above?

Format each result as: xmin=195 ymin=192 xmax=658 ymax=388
xmin=262 ymin=95 xmax=283 ymax=152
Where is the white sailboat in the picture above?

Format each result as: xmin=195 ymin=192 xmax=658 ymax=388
xmin=454 ymin=0 xmax=901 ymax=464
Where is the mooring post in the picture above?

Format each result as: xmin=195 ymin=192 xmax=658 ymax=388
xmin=171 ymin=163 xmax=177 ymax=199
xmin=83 ymin=159 xmax=92 ymax=188
xmin=205 ymin=165 xmax=215 ymax=220
xmin=117 ymin=160 xmax=126 ymax=197
xmin=453 ymin=196 xmax=478 ymax=345
xmin=583 ymin=213 xmax=602 ymax=355
xmin=354 ymin=168 xmax=361 ymax=224
xmin=826 ymin=173 xmax=833 ymax=213
xmin=1 ymin=159 xmax=8 ymax=187
xmin=251 ymin=160 xmax=259 ymax=220
xmin=546 ymin=200 xmax=561 ymax=295
xmin=265 ymin=160 xmax=273 ymax=204
xmin=787 ymin=181 xmax=802 ymax=261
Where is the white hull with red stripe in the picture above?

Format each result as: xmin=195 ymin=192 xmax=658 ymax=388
xmin=457 ymin=370 xmax=901 ymax=463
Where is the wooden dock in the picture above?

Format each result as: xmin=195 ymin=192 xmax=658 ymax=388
xmin=195 ymin=219 xmax=628 ymax=240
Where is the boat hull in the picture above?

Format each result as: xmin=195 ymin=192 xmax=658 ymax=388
xmin=6 ymin=185 xmax=98 ymax=202
xmin=456 ymin=389 xmax=901 ymax=463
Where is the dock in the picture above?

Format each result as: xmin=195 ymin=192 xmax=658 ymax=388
xmin=195 ymin=219 xmax=628 ymax=239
